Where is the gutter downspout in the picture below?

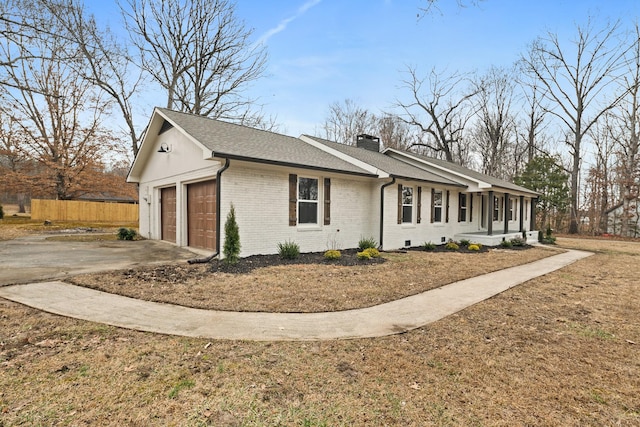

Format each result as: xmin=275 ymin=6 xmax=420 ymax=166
xmin=379 ymin=177 xmax=396 ymax=249
xmin=188 ymin=158 xmax=231 ymax=264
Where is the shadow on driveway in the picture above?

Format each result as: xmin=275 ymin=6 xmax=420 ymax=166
xmin=0 ymin=234 xmax=200 ymax=286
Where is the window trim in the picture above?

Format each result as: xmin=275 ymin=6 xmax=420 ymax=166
xmin=298 ymin=176 xmax=319 ymax=225
xmin=458 ymin=193 xmax=467 ymax=222
xmin=509 ymin=198 xmax=516 ymax=221
xmin=401 ymin=185 xmax=414 ymax=224
xmin=432 ymin=189 xmax=443 ymax=223
xmin=493 ymin=196 xmax=503 ymax=221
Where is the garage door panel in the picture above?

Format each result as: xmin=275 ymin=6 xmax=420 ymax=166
xmin=187 ymin=180 xmax=216 ymax=251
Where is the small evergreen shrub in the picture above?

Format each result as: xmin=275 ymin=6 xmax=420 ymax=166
xmin=0 ymin=204 xmax=4 ymax=219
xmin=278 ymin=240 xmax=300 ymax=259
xmin=542 ymin=225 xmax=556 ymax=244
xmin=510 ymin=236 xmax=526 ymax=247
xmin=421 ymin=241 xmax=436 ymax=251
xmin=459 ymin=239 xmax=471 ymax=247
xmin=357 ymin=247 xmax=381 ymax=260
xmin=500 ymin=239 xmax=513 ymax=248
xmin=468 ymin=243 xmax=480 ymax=251
xmin=324 ymin=249 xmax=341 ymax=260
xmin=117 ymin=227 xmax=137 ymax=240
xmin=445 ymin=240 xmax=459 ymax=251
xmin=362 ymin=247 xmax=380 ymax=258
xmin=358 ymin=236 xmax=378 ymax=250
xmin=223 ymin=204 xmax=241 ymax=265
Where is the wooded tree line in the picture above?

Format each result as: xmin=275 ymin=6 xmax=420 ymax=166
xmin=319 ymin=21 xmax=640 ymax=236
xmin=0 ymin=0 xmax=638 ymax=236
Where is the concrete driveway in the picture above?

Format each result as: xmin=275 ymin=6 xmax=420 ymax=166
xmin=0 ymin=233 xmax=200 ymax=286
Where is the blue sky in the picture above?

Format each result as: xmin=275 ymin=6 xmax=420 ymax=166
xmin=89 ymin=0 xmax=640 ymax=137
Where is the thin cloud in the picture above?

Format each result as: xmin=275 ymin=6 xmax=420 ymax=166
xmin=256 ymin=0 xmax=321 ymax=46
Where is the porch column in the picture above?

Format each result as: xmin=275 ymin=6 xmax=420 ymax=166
xmin=519 ymin=195 xmax=524 ymax=232
xmin=503 ymin=193 xmax=510 ymax=234
xmin=487 ymin=191 xmax=493 ymax=235
xmin=530 ymin=197 xmax=537 ymax=231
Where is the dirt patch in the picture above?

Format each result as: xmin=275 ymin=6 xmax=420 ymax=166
xmin=1 ymin=237 xmax=639 ymax=426
xmin=69 ymin=246 xmax=558 ymax=313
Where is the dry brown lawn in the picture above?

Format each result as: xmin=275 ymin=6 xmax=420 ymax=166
xmin=1 ymin=227 xmax=639 ymax=426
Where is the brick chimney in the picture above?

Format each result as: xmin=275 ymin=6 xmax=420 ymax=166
xmin=356 ymin=134 xmax=380 ymax=152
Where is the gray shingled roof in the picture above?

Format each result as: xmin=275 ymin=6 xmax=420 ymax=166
xmin=156 ymin=108 xmax=374 ymax=176
xmin=303 ymin=135 xmax=463 ymax=186
xmin=391 ymin=150 xmax=538 ymax=195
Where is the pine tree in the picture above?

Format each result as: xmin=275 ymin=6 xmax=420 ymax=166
xmin=223 ymin=203 xmax=240 ymax=265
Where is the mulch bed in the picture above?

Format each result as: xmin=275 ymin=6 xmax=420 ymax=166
xmin=209 ymin=248 xmax=386 ymax=274
xmin=209 ymin=244 xmax=533 ymax=274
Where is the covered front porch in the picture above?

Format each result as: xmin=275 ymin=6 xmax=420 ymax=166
xmin=455 ymin=230 xmax=539 ymax=246
xmin=456 ymin=190 xmax=538 ymax=246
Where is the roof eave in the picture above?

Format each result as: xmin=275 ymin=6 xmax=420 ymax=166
xmin=211 ymin=152 xmax=378 ymax=178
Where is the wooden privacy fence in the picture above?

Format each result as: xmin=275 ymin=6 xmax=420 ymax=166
xmin=31 ymin=199 xmax=138 ymax=222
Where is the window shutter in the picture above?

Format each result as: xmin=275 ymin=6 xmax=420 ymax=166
xmin=430 ymin=188 xmax=435 ymax=223
xmin=470 ymin=193 xmax=473 ymax=222
xmin=324 ymin=178 xmax=331 ymax=225
xmin=458 ymin=193 xmax=462 ymax=222
xmin=445 ymin=190 xmax=450 ymax=223
xmin=417 ymin=187 xmax=422 ymax=224
xmin=397 ymin=184 xmax=403 ymax=224
xmin=289 ymin=174 xmax=297 ymax=226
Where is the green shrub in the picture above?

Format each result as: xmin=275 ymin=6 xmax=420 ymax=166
xmin=542 ymin=225 xmax=556 ymax=244
xmin=0 ymin=204 xmax=4 ymax=219
xmin=468 ymin=243 xmax=480 ymax=251
xmin=278 ymin=240 xmax=300 ymax=259
xmin=445 ymin=240 xmax=459 ymax=251
xmin=421 ymin=241 xmax=436 ymax=251
xmin=117 ymin=227 xmax=137 ymax=240
xmin=500 ymin=239 xmax=513 ymax=248
xmin=459 ymin=239 xmax=471 ymax=247
xmin=510 ymin=236 xmax=526 ymax=247
xmin=223 ymin=203 xmax=241 ymax=265
xmin=324 ymin=249 xmax=341 ymax=260
xmin=358 ymin=236 xmax=378 ymax=250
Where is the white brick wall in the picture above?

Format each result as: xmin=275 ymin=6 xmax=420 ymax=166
xmin=381 ymin=183 xmax=487 ymax=249
xmin=219 ymin=164 xmax=378 ymax=257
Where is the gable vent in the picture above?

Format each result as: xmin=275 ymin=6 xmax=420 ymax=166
xmin=159 ymin=119 xmax=174 ymax=135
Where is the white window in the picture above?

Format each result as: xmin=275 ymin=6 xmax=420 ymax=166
xmin=298 ymin=177 xmax=318 ymax=224
xmin=402 ymin=186 xmax=413 ymax=223
xmin=493 ymin=196 xmax=503 ymax=221
xmin=433 ymin=190 xmax=443 ymax=222
xmin=458 ymin=193 xmax=467 ymax=222
xmin=509 ymin=198 xmax=516 ymax=221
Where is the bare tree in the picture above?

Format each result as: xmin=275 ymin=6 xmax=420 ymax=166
xmin=587 ymin=115 xmax=617 ymax=234
xmin=611 ymin=23 xmax=640 ymax=237
xmin=121 ymin=0 xmax=267 ymax=121
xmin=375 ymin=114 xmax=417 ymax=151
xmin=520 ymin=19 xmax=630 ymax=233
xmin=418 ymin=0 xmax=484 ymax=17
xmin=320 ymin=99 xmax=377 ymax=145
xmin=37 ymin=0 xmax=145 ymax=157
xmin=396 ymin=66 xmax=479 ymax=163
xmin=0 ymin=2 xmax=115 ymax=200
xmin=471 ymin=66 xmax=517 ymax=179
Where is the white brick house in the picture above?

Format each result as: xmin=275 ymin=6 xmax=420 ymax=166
xmin=127 ymin=108 xmax=539 ymax=258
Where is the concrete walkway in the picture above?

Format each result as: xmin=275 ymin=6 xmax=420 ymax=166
xmin=0 ymin=249 xmax=592 ymax=341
